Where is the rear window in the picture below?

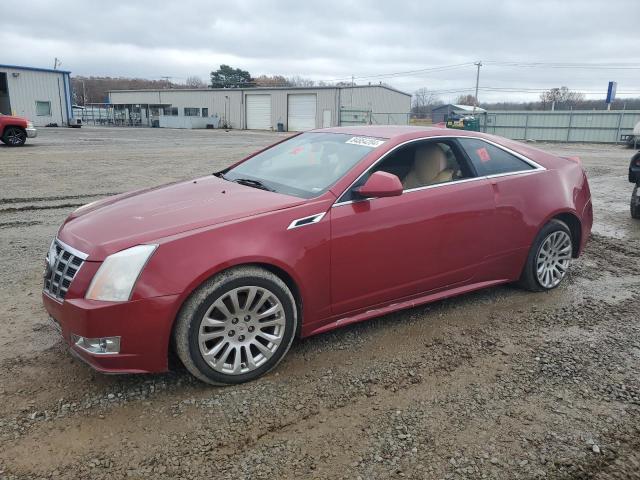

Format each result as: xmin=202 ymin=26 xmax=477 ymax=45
xmin=458 ymin=138 xmax=535 ymax=176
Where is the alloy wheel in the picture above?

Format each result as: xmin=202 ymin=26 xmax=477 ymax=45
xmin=536 ymin=230 xmax=572 ymax=288
xmin=6 ymin=128 xmax=26 ymax=145
xmin=198 ymin=286 xmax=286 ymax=375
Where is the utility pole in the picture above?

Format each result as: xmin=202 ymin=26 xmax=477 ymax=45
xmin=53 ymin=57 xmax=61 ymax=70
xmin=473 ymin=61 xmax=482 ymax=113
xmin=160 ymin=76 xmax=172 ymax=88
xmin=350 ymin=75 xmax=354 ymax=107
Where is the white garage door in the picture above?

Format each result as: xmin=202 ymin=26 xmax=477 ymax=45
xmin=288 ymin=94 xmax=317 ymax=131
xmin=246 ymin=95 xmax=271 ymax=130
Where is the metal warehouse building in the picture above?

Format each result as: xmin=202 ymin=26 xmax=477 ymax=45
xmin=107 ymin=85 xmax=411 ymax=131
xmin=0 ymin=64 xmax=73 ymax=126
xmin=431 ymin=104 xmax=487 ymax=123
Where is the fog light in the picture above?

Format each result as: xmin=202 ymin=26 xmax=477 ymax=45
xmin=72 ymin=335 xmax=120 ymax=355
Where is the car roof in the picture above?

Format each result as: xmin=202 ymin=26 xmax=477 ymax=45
xmin=312 ymin=125 xmax=559 ymax=169
xmin=313 ymin=125 xmax=445 ymax=139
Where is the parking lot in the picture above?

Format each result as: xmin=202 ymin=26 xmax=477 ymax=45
xmin=1 ymin=127 xmax=639 ymax=479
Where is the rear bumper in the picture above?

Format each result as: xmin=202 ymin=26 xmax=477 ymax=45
xmin=26 ymin=127 xmax=37 ymax=138
xmin=43 ymin=292 xmax=180 ymax=373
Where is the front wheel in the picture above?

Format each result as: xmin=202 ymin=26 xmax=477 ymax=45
xmin=631 ymin=184 xmax=640 ymax=219
xmin=519 ymin=219 xmax=573 ymax=292
xmin=173 ymin=266 xmax=298 ymax=385
xmin=1 ymin=127 xmax=27 ymax=146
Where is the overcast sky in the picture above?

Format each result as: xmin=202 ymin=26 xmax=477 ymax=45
xmin=3 ymin=0 xmax=640 ymax=102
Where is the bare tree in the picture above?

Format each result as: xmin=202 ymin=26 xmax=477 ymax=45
xmin=71 ymin=76 xmax=173 ymax=104
xmin=455 ymin=94 xmax=477 ymax=106
xmin=540 ymin=86 xmax=585 ymax=110
xmin=253 ymin=75 xmax=291 ymax=87
xmin=287 ymin=76 xmax=316 ymax=87
xmin=412 ymin=88 xmax=442 ymax=118
xmin=185 ymin=76 xmax=206 ymax=88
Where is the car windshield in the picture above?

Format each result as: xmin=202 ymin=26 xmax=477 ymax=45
xmin=222 ymin=132 xmax=385 ymax=198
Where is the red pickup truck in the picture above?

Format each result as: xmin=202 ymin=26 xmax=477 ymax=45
xmin=0 ymin=114 xmax=37 ymax=146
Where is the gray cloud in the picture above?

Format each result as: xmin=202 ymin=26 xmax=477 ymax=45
xmin=3 ymin=0 xmax=639 ymax=102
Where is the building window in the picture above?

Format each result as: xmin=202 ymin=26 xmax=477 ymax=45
xmin=163 ymin=107 xmax=178 ymax=116
xmin=202 ymin=108 xmax=209 ymax=117
xmin=36 ymin=101 xmax=51 ymax=116
xmin=184 ymin=107 xmax=200 ymax=117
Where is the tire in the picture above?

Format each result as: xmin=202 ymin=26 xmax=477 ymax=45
xmin=1 ymin=127 xmax=27 ymax=146
xmin=173 ymin=266 xmax=298 ymax=385
xmin=518 ymin=219 xmax=573 ymax=292
xmin=631 ymin=184 xmax=640 ymax=219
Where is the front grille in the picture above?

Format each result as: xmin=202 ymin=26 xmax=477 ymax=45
xmin=44 ymin=239 xmax=87 ymax=301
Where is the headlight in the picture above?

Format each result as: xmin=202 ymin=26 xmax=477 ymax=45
xmin=85 ymin=245 xmax=157 ymax=301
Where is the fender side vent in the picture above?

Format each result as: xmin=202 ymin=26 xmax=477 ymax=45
xmin=287 ymin=212 xmax=326 ymax=230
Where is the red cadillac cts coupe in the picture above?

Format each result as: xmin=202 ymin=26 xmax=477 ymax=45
xmin=43 ymin=126 xmax=592 ymax=385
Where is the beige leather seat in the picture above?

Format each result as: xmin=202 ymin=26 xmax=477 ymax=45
xmin=402 ymin=144 xmax=454 ymax=190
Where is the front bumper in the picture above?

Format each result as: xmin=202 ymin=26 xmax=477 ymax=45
xmin=43 ymin=292 xmax=180 ymax=374
xmin=26 ymin=127 xmax=37 ymax=138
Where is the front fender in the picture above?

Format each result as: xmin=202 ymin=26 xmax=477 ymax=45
xmin=132 ymin=201 xmax=334 ymax=328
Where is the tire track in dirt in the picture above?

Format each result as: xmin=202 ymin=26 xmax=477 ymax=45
xmin=0 ymin=203 xmax=85 ymax=214
xmin=0 ymin=221 xmax=41 ymax=229
xmin=0 ymin=192 xmax=120 ymax=215
xmin=0 ymin=193 xmax=119 ymax=205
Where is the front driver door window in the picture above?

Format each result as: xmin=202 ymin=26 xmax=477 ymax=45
xmin=329 ymin=138 xmax=497 ymax=316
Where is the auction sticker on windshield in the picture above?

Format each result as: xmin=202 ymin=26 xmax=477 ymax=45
xmin=345 ymin=137 xmax=386 ymax=148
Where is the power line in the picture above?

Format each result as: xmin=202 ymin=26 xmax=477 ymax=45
xmin=484 ymin=61 xmax=640 ymax=70
xmin=316 ymin=61 xmax=640 ymax=84
xmin=417 ymin=86 xmax=640 ymax=96
xmin=480 ymin=86 xmax=640 ymax=94
xmin=167 ymin=63 xmax=477 ymax=88
xmin=321 ymin=62 xmax=476 ymax=83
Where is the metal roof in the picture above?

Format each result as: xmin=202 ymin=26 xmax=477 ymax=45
xmin=109 ymin=84 xmax=411 ymax=97
xmin=452 ymin=104 xmax=486 ymax=113
xmin=0 ymin=64 xmax=71 ymax=74
xmin=432 ymin=104 xmax=486 ymax=113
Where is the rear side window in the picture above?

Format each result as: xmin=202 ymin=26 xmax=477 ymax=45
xmin=458 ymin=138 xmax=534 ymax=176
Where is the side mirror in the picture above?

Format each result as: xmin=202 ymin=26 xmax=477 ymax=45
xmin=356 ymin=171 xmax=403 ymax=198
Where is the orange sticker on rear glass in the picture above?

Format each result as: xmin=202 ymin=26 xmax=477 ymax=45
xmin=476 ymin=147 xmax=490 ymax=162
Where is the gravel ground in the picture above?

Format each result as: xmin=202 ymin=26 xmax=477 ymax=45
xmin=0 ymin=127 xmax=639 ymax=480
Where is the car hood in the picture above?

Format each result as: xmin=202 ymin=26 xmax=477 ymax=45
xmin=0 ymin=115 xmax=28 ymax=125
xmin=57 ymin=175 xmax=306 ymax=260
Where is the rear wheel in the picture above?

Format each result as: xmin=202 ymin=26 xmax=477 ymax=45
xmin=173 ymin=266 xmax=297 ymax=385
xmin=631 ymin=184 xmax=640 ymax=219
xmin=1 ymin=127 xmax=27 ymax=146
xmin=519 ymin=219 xmax=573 ymax=292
